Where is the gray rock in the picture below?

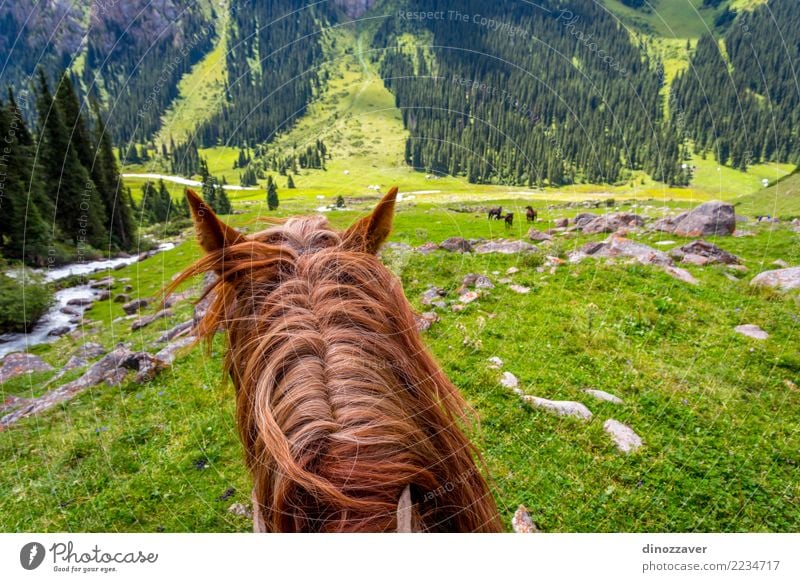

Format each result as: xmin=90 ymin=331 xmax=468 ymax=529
xmin=0 ymin=353 xmax=53 ymax=383
xmin=580 ymin=212 xmax=645 ymax=234
xmin=527 ymin=228 xmax=552 ymax=242
xmin=603 ymin=419 xmax=643 ymax=453
xmin=750 ymin=266 xmax=800 ymax=291
xmin=415 ymin=312 xmax=438 ymax=332
xmin=583 ymin=388 xmax=624 ymax=404
xmin=416 ymin=242 xmax=440 ymax=255
xmin=522 ymin=395 xmax=593 ymax=419
xmin=114 ymin=293 xmax=131 ymax=304
xmin=473 ymin=240 xmax=538 ymax=254
xmin=734 ymin=324 xmax=768 ymax=340
xmin=74 ymin=342 xmax=106 ymax=359
xmin=66 ymin=297 xmax=93 ymax=307
xmin=89 ymin=277 xmax=114 ymax=289
xmin=131 ymin=309 xmax=173 ymax=332
xmin=122 ymin=298 xmax=149 ymax=315
xmin=669 ymin=240 xmax=740 ymax=265
xmin=60 ymin=306 xmax=80 ymax=316
xmin=95 ymin=290 xmax=111 ymax=302
xmin=583 ymin=235 xmax=673 ymax=266
xmin=420 ymin=286 xmax=446 ymax=306
xmin=554 ymin=218 xmax=569 ymax=228
xmin=663 ymin=266 xmax=699 ymax=285
xmin=461 ymin=274 xmax=494 ymax=290
xmin=511 ymin=506 xmax=539 ymax=533
xmin=487 ymin=356 xmax=503 ymax=369
xmin=573 ymin=213 xmax=597 ymax=228
xmin=154 ymin=336 xmax=196 ymax=364
xmin=500 ymin=371 xmax=519 ymax=390
xmin=156 ymin=320 xmax=195 ymax=343
xmin=439 ymin=237 xmax=472 ymax=253
xmin=652 ymin=201 xmax=736 ymax=237
xmin=47 ymin=326 xmax=71 ymax=338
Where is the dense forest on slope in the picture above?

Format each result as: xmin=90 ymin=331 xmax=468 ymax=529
xmin=0 ymin=73 xmax=136 ymax=266
xmin=194 ymin=0 xmax=327 ymax=147
xmin=671 ymin=0 xmax=800 ymax=171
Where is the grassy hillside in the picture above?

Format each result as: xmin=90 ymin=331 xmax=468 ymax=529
xmin=735 ymin=170 xmax=800 ymax=219
xmin=2 ymin=184 xmax=799 ymax=532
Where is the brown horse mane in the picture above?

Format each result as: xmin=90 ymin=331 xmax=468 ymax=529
xmin=169 ymin=188 xmax=502 ymax=532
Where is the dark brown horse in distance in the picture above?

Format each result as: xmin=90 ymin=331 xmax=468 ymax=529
xmin=525 ymin=206 xmax=537 ymax=222
xmin=488 ymin=206 xmax=502 ymax=220
xmin=170 ymin=188 xmax=502 ymax=532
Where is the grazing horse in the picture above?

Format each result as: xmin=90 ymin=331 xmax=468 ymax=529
xmin=488 ymin=206 xmax=502 ymax=220
xmin=504 ymin=213 xmax=514 ymax=228
xmin=170 ymin=188 xmax=502 ymax=533
xmin=525 ymin=206 xmax=537 ymax=223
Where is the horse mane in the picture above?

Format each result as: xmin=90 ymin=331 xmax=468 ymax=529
xmin=170 ymin=208 xmax=502 ymax=532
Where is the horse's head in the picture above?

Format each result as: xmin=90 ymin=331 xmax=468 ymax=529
xmin=170 ymin=187 xmax=501 ymax=532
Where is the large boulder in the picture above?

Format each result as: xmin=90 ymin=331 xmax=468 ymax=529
xmin=582 ymin=235 xmax=673 ymax=266
xmin=0 ymin=353 xmax=53 ymax=383
xmin=439 ymin=237 xmax=472 ymax=253
xmin=669 ymin=240 xmax=741 ymax=265
xmin=527 ymin=228 xmax=552 ymax=242
xmin=122 ymin=298 xmax=149 ymax=315
xmin=473 ymin=240 xmax=538 ymax=254
xmin=580 ymin=212 xmax=645 ymax=234
xmin=652 ymin=201 xmax=736 ymax=237
xmin=750 ymin=266 xmax=800 ymax=291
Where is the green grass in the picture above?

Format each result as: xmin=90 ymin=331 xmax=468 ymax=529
xmin=735 ymin=170 xmax=800 ymax=219
xmin=2 ymin=192 xmax=799 ymax=532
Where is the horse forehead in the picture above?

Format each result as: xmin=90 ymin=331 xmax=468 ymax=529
xmin=253 ymin=215 xmax=336 ymax=241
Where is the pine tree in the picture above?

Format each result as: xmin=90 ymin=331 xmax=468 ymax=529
xmin=266 ymin=175 xmax=279 ymax=211
xmin=287 ymin=174 xmax=295 ymax=189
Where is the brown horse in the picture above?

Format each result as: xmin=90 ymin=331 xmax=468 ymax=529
xmin=504 ymin=212 xmax=514 ymax=228
xmin=525 ymin=206 xmax=537 ymax=223
xmin=169 ymin=188 xmax=502 ymax=532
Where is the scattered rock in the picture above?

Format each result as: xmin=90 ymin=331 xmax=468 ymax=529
xmin=416 ymin=242 xmax=440 ymax=255
xmin=74 ymin=342 xmax=106 ymax=359
xmin=114 ymin=293 xmax=131 ymax=304
xmin=508 ymin=285 xmax=531 ymax=294
xmin=89 ymin=277 xmax=114 ymax=289
xmin=554 ymin=218 xmax=569 ymax=228
xmin=0 ymin=345 xmax=168 ymax=427
xmin=66 ymin=297 xmax=94 ymax=307
xmin=156 ymin=320 xmax=196 ymax=343
xmin=487 ymin=356 xmax=503 ymax=369
xmin=522 ymin=396 xmax=593 ymax=420
xmin=580 ymin=212 xmax=645 ymax=234
xmin=47 ymin=326 xmax=71 ymax=338
xmin=63 ymin=356 xmax=88 ymax=372
xmin=772 ymin=259 xmax=789 ymax=268
xmin=506 ymin=267 xmax=520 ymax=275
xmin=95 ymin=290 xmax=111 ymax=302
xmin=473 ymin=240 xmax=538 ymax=254
xmin=582 ymin=235 xmax=673 ymax=266
xmin=123 ymin=285 xmax=134 ymax=293
xmin=500 ymin=371 xmax=519 ymax=390
xmin=60 ymin=306 xmax=80 ymax=316
xmin=511 ymin=506 xmax=539 ymax=533
xmin=669 ymin=240 xmax=740 ymax=265
xmin=652 ymin=201 xmax=736 ymax=237
xmin=527 ymin=228 xmax=552 ymax=242
xmin=228 ymin=503 xmax=252 ymax=519
xmin=461 ymin=274 xmax=494 ymax=290
xmin=122 ymin=298 xmax=149 ymax=315
xmin=681 ymin=254 xmax=710 ymax=266
xmin=458 ymin=291 xmax=480 ymax=304
xmin=131 ymin=309 xmax=173 ymax=332
xmin=573 ymin=213 xmax=597 ymax=228
xmin=750 ymin=266 xmax=800 ymax=291
xmin=154 ymin=336 xmax=196 ymax=364
xmin=439 ymin=237 xmax=472 ymax=253
xmin=734 ymin=324 xmax=769 ymax=340
xmin=583 ymin=389 xmax=624 ymax=404
xmin=415 ymin=312 xmax=439 ymax=332
xmin=654 ymin=240 xmax=676 ymax=246
xmin=663 ymin=266 xmax=699 ymax=285
xmin=0 ymin=353 xmax=53 ymax=383
xmin=163 ymin=290 xmax=194 ymax=309
xmin=603 ymin=419 xmax=643 ymax=453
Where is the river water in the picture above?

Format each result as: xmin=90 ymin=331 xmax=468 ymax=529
xmin=0 ymin=243 xmax=175 ymax=358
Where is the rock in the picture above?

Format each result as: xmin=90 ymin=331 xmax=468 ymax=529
xmin=163 ymin=289 xmax=194 ymax=309
xmin=663 ymin=266 xmax=699 ymax=285
xmin=0 ymin=346 xmax=168 ymax=427
xmin=580 ymin=213 xmax=645 ymax=234
xmin=772 ymin=259 xmax=789 ymax=268
xmin=458 ymin=291 xmax=479 ymax=304
xmin=123 ymin=285 xmax=134 ymax=293
xmin=420 ymin=287 xmax=446 ymax=306
xmin=670 ymin=240 xmax=740 ymax=265
xmin=156 ymin=320 xmax=195 ymax=343
xmin=114 ymin=293 xmax=131 ymax=304
xmin=74 ymin=342 xmax=106 ymax=359
xmin=522 ymin=395 xmax=593 ymax=419
xmin=89 ymin=277 xmax=114 ymax=289
xmin=416 ymin=242 xmax=440 ymax=255
xmin=554 ymin=218 xmax=569 ymax=228
xmin=63 ymin=356 xmax=88 ymax=372
xmin=228 ymin=503 xmax=252 ymax=519
xmin=511 ymin=506 xmax=539 ymax=533
xmin=603 ymin=419 xmax=642 ymax=453
xmin=47 ymin=326 xmax=71 ymax=338
xmin=652 ymin=201 xmax=736 ymax=237
xmin=60 ymin=306 xmax=80 ymax=316
xmin=734 ymin=324 xmax=768 ymax=340
xmin=122 ymin=298 xmax=149 ymax=315
xmin=487 ymin=356 xmax=503 ymax=369
xmin=506 ymin=267 xmax=520 ymax=275
xmin=583 ymin=235 xmax=673 ymax=266
xmin=0 ymin=353 xmax=53 ymax=383
xmin=750 ymin=266 xmax=800 ymax=291
xmin=66 ymin=297 xmax=93 ymax=307
xmin=527 ymin=228 xmax=552 ymax=242
xmin=573 ymin=213 xmax=597 ymax=228
xmin=440 ymin=237 xmax=472 ymax=253
xmin=95 ymin=290 xmax=111 ymax=302
xmin=415 ymin=312 xmax=439 ymax=332
xmin=681 ymin=253 xmax=710 ymax=266
xmin=461 ymin=274 xmax=494 ymax=290
xmin=474 ymin=240 xmax=538 ymax=254
xmin=500 ymin=371 xmax=519 ymax=389
xmin=508 ymin=285 xmax=531 ymax=294
xmin=583 ymin=389 xmax=624 ymax=404
xmin=131 ymin=309 xmax=173 ymax=332
xmin=154 ymin=336 xmax=196 ymax=364
xmin=654 ymin=240 xmax=676 ymax=246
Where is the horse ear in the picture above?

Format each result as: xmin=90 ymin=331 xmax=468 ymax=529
xmin=186 ymin=189 xmax=243 ymax=253
xmin=342 ymin=186 xmax=398 ymax=254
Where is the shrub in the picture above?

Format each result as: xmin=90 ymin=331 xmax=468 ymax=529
xmin=0 ymin=271 xmax=54 ymax=334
